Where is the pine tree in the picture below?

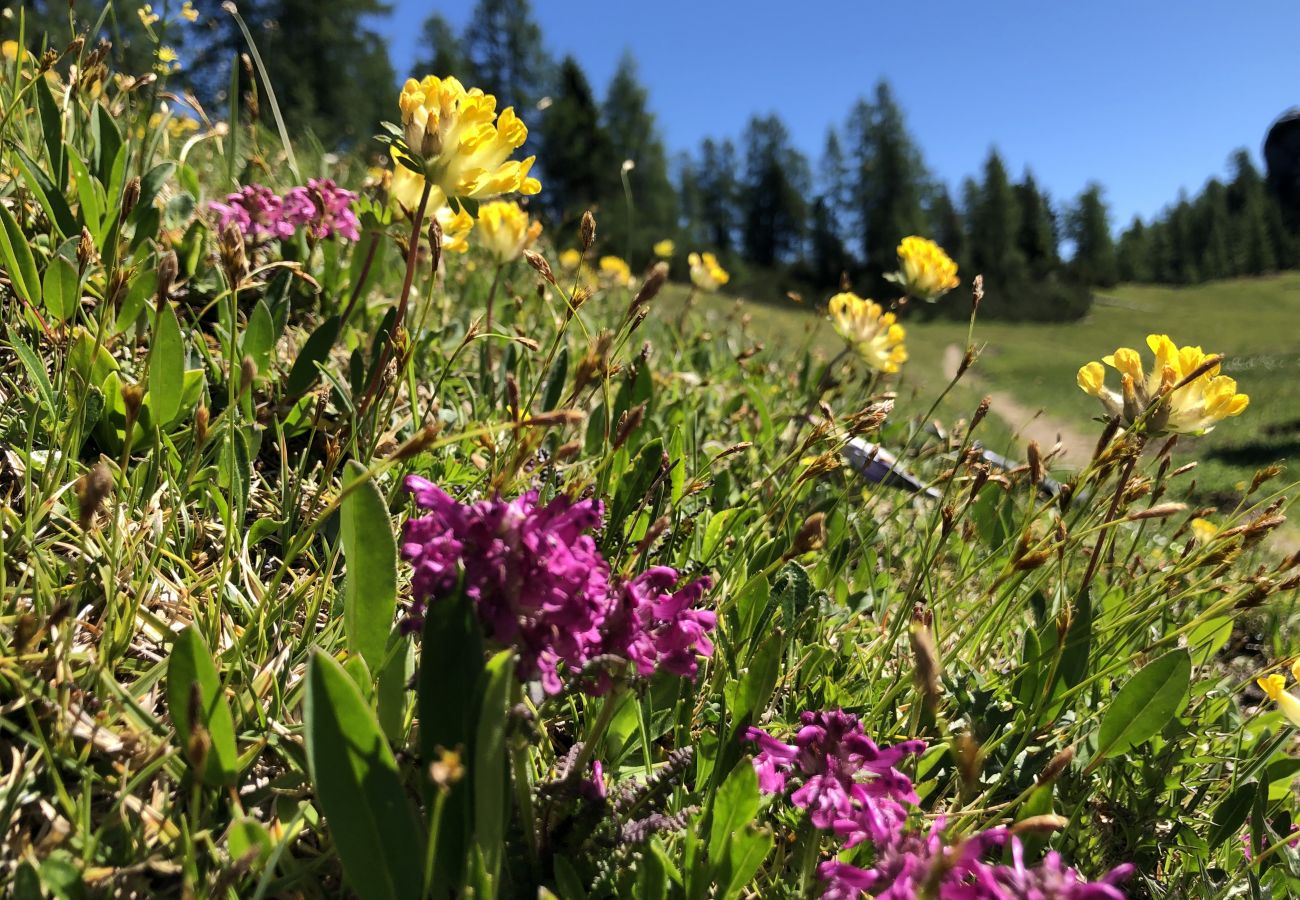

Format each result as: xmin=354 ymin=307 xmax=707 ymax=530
xmin=968 ymin=149 xmax=1026 ymax=290
xmin=818 ymin=128 xmax=854 ymax=251
xmin=600 ymin=53 xmax=676 ymax=262
xmin=411 ymin=13 xmax=469 ymax=80
xmin=249 ymin=0 xmax=395 ymax=149
xmin=926 ymin=186 xmax=968 ymax=283
xmin=536 ymin=56 xmax=614 ymax=232
xmin=1226 ymin=150 xmax=1277 ymax=275
xmin=846 ymin=82 xmax=929 ymax=288
xmin=1014 ymin=171 xmax=1059 ymax=278
xmin=696 ymin=138 xmax=739 ymax=253
xmin=1116 ymin=218 xmax=1152 ymax=283
xmin=1066 ymin=184 xmax=1118 ymax=288
xmin=461 ymin=0 xmax=551 ymax=116
xmin=739 ymin=114 xmax=810 ymax=267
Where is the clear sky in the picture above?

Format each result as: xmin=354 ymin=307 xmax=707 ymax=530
xmin=377 ymin=0 xmax=1300 ymax=228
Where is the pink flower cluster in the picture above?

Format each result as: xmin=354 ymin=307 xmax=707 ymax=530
xmin=209 ymin=178 xmax=359 ymax=242
xmin=745 ymin=710 xmax=925 ymax=848
xmin=401 ymin=477 xmax=715 ymax=694
xmin=745 ymin=711 xmax=1134 ymax=899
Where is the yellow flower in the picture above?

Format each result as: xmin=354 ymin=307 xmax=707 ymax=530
xmin=559 ymin=249 xmax=582 ymax=271
xmin=688 ymin=252 xmax=729 ymax=292
xmin=1257 ymin=662 xmax=1300 ymax=727
xmin=1076 ymin=334 xmax=1249 ymax=435
xmin=396 ymin=75 xmax=541 ymax=209
xmin=180 ymin=1 xmax=199 ymax=22
xmin=156 ymin=46 xmax=180 ymax=74
xmin=436 ymin=204 xmax=474 ymax=254
xmin=1189 ymin=518 xmax=1218 ymax=545
xmin=654 ymin=239 xmax=675 ymax=259
xmin=828 ymin=292 xmax=907 ymax=373
xmin=137 ymin=4 xmax=160 ymax=27
xmin=475 ymin=200 xmax=542 ymax=264
xmin=599 ymin=255 xmax=632 ymax=288
xmin=893 ymin=236 xmax=958 ymax=302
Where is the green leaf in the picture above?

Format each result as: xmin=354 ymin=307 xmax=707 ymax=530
xmin=67 ymin=149 xmax=104 ymax=238
xmin=542 ymin=345 xmax=568 ymax=411
xmin=166 ymin=627 xmax=239 ymax=787
xmin=339 ymin=461 xmax=397 ymax=673
xmin=93 ymin=103 xmax=124 ymax=186
xmin=377 ymin=634 xmax=413 ymax=744
xmin=419 ymin=589 xmax=484 ymax=893
xmin=226 ymin=817 xmax=273 ymax=869
xmin=719 ymin=826 xmax=772 ymax=899
xmin=34 ymin=74 xmax=64 ymax=184
xmin=473 ymin=650 xmax=514 ymax=894
xmin=1094 ymin=649 xmax=1191 ymax=762
xmin=149 ymin=304 xmax=185 ymax=425
xmin=41 ymin=256 xmax=79 ymax=322
xmin=286 ymin=315 xmax=341 ymax=396
xmin=0 ymin=202 xmax=40 ymax=307
xmin=8 ymin=335 xmax=56 ymax=418
xmin=1188 ymin=615 xmax=1234 ymax=668
xmin=1208 ymin=779 xmax=1257 ymax=850
xmin=241 ymin=299 xmax=275 ymax=377
xmin=609 ymin=438 xmax=664 ymax=535
xmin=709 ymin=760 xmax=760 ymax=854
xmin=304 ymin=651 xmax=424 ymax=900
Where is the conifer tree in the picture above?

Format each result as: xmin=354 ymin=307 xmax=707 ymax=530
xmin=1066 ymin=184 xmax=1118 ymax=288
xmin=1116 ymin=218 xmax=1152 ymax=283
xmin=600 ymin=53 xmax=676 ymax=262
xmin=461 ymin=0 xmax=551 ymax=116
xmin=968 ymin=149 xmax=1026 ymax=289
xmin=740 ymin=114 xmax=810 ymax=267
xmin=1015 ymin=171 xmax=1059 ymax=278
xmin=411 ymin=13 xmax=469 ymax=80
xmin=696 ymin=138 xmax=739 ymax=252
xmin=537 ymin=56 xmax=614 ymax=232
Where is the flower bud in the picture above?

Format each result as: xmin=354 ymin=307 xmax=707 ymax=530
xmin=1037 ymin=746 xmax=1075 ymax=784
xmin=75 ymin=462 xmax=113 ymax=530
xmin=121 ymin=176 xmax=141 ymax=220
xmin=156 ymin=250 xmax=178 ymax=310
xmin=195 ymin=405 xmax=210 ymax=446
xmin=77 ymin=227 xmax=97 ymax=271
xmin=524 ymin=249 xmax=555 ymax=285
xmin=580 ymin=210 xmax=596 ymax=250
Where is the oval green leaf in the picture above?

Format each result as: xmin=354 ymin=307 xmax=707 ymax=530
xmin=149 ymin=304 xmax=185 ymax=425
xmin=166 ymin=626 xmax=239 ymax=787
xmin=304 ymin=651 xmax=424 ymax=900
xmin=41 ymin=256 xmax=79 ymax=323
xmin=1095 ymin=648 xmax=1191 ymax=761
xmin=340 ymin=461 xmax=398 ymax=673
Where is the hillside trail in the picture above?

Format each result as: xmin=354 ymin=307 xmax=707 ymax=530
xmin=942 ymin=344 xmax=1095 ymax=468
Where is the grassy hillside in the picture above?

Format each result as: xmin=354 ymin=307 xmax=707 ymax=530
xmin=678 ymin=273 xmax=1300 ymax=505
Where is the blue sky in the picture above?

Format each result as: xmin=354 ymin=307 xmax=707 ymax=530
xmin=378 ymin=0 xmax=1300 ymax=228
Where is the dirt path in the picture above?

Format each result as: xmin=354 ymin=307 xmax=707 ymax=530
xmin=942 ymin=344 xmax=1096 ymax=468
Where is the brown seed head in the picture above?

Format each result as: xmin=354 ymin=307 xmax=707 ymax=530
xmin=580 ymin=210 xmax=596 ymax=249
xmin=121 ymin=176 xmax=141 ymax=219
xmin=75 ymin=462 xmax=113 ymax=530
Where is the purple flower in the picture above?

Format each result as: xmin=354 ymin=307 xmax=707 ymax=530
xmin=401 ymin=477 xmax=716 ymax=694
xmin=208 ymin=184 xmax=295 ymax=240
xmin=745 ymin=710 xmax=925 ymax=846
xmin=605 ymin=567 xmax=716 ymax=681
xmin=819 ymin=820 xmax=1008 ymax=900
xmin=992 ymin=838 xmax=1134 ymax=899
xmin=284 ymin=178 xmax=360 ymax=241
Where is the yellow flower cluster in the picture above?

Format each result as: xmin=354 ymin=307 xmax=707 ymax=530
xmin=828 ymin=292 xmax=907 ymax=373
xmin=1258 ymin=661 xmax=1300 ymax=727
xmin=436 ymin=205 xmax=474 ymax=254
xmin=1076 ymin=334 xmax=1248 ymax=435
xmin=893 ymin=236 xmax=959 ymax=302
xmin=559 ymin=249 xmax=582 ymax=272
xmin=475 ymin=200 xmax=542 ymax=264
xmin=395 ymin=75 xmax=540 ymax=209
xmin=599 ymin=255 xmax=632 ymax=288
xmin=654 ymin=239 xmax=675 ymax=259
xmin=689 ymin=252 xmax=729 ymax=292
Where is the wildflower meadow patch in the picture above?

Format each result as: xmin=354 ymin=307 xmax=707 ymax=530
xmin=2 ymin=5 xmax=1300 ymax=900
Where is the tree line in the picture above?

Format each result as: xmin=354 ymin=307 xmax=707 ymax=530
xmin=8 ymin=0 xmax=1298 ymax=320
